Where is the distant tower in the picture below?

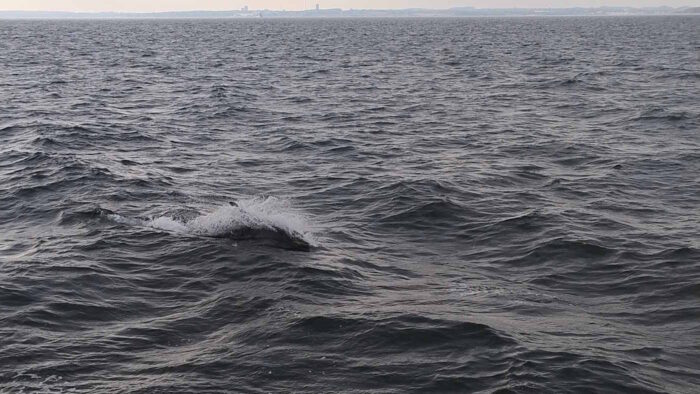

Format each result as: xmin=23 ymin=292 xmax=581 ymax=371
xmin=316 ymin=3 xmax=320 ymax=11
xmin=242 ymin=5 xmax=248 ymax=12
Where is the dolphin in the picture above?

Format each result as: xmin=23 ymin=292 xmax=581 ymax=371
xmin=223 ymin=225 xmax=311 ymax=251
xmin=227 ymin=201 xmax=311 ymax=251
xmin=102 ymin=203 xmax=312 ymax=252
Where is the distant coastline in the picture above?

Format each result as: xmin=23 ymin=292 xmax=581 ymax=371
xmin=1 ymin=7 xmax=699 ymax=19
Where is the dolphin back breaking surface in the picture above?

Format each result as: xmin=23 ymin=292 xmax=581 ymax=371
xmin=105 ymin=197 xmax=316 ymax=251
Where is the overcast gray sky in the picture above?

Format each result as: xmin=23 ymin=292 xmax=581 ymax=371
xmin=2 ymin=0 xmax=698 ymax=12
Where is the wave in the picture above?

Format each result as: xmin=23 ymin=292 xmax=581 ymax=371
xmin=630 ymin=107 xmax=697 ymax=125
xmin=285 ymin=314 xmax=515 ymax=351
xmin=107 ymin=197 xmax=316 ymax=251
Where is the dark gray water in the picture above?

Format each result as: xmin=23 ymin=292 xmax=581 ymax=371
xmin=1 ymin=17 xmax=699 ymax=393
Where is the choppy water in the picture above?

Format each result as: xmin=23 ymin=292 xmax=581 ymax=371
xmin=1 ymin=17 xmax=699 ymax=393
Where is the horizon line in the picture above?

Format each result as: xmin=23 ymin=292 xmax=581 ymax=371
xmin=2 ymin=5 xmax=699 ymax=13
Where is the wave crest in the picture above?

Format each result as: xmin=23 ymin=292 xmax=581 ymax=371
xmin=108 ymin=197 xmax=316 ymax=250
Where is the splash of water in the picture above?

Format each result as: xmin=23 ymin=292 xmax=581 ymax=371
xmin=107 ymin=196 xmax=317 ymax=247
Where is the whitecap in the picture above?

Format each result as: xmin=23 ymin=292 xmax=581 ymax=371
xmin=107 ymin=196 xmax=316 ymax=249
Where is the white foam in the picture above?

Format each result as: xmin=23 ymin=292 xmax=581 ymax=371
xmin=107 ymin=197 xmax=316 ymax=245
xmin=148 ymin=216 xmax=188 ymax=233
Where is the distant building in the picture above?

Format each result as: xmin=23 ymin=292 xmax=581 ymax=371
xmin=242 ymin=5 xmax=248 ymax=12
xmin=316 ymin=4 xmax=320 ymax=11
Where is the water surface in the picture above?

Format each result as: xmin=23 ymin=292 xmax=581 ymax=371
xmin=1 ymin=17 xmax=699 ymax=393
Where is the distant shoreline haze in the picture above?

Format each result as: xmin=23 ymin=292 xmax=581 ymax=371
xmin=1 ymin=6 xmax=699 ymax=18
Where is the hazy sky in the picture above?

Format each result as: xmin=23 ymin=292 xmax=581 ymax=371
xmin=2 ymin=0 xmax=698 ymax=12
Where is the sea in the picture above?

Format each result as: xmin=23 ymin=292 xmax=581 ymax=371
xmin=1 ymin=16 xmax=699 ymax=393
